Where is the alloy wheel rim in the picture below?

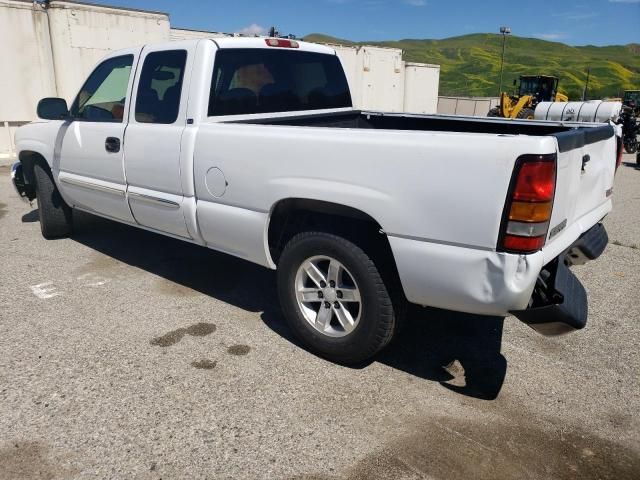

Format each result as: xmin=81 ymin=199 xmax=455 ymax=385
xmin=294 ymin=255 xmax=362 ymax=338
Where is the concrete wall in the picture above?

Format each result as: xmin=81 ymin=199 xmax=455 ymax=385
xmin=47 ymin=1 xmax=169 ymax=103
xmin=170 ymin=27 xmax=229 ymax=41
xmin=0 ymin=1 xmax=57 ymax=123
xmin=0 ymin=2 xmax=442 ymax=156
xmin=0 ymin=0 xmax=170 ymax=156
xmin=437 ymin=96 xmax=500 ymax=116
xmin=0 ymin=0 xmax=58 ymax=156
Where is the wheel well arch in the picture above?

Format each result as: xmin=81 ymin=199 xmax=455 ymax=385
xmin=19 ymin=150 xmax=50 ymax=184
xmin=17 ymin=150 xmax=50 ymax=201
xmin=267 ymin=198 xmax=403 ymax=294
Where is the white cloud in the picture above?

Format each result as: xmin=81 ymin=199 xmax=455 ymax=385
xmin=239 ymin=23 xmax=267 ymax=36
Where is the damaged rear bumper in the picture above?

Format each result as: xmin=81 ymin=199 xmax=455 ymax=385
xmin=510 ymin=223 xmax=608 ymax=336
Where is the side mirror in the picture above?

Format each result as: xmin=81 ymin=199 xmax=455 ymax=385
xmin=37 ymin=97 xmax=69 ymax=120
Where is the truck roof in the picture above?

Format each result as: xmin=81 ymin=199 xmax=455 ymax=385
xmin=211 ymin=37 xmax=337 ymax=55
xmin=104 ymin=37 xmax=337 ymax=60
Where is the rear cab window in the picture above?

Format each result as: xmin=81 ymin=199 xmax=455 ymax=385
xmin=209 ymin=48 xmax=352 ymax=116
xmin=135 ymin=50 xmax=187 ymax=124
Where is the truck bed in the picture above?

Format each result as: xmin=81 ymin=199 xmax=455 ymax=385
xmin=232 ymin=110 xmax=614 ymax=151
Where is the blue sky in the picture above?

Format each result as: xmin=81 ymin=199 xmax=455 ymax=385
xmin=90 ymin=0 xmax=639 ymax=45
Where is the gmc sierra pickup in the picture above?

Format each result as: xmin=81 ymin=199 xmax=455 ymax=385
xmin=11 ymin=37 xmax=621 ymax=364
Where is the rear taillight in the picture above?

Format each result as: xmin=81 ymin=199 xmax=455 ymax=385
xmin=498 ymin=154 xmax=557 ymax=254
xmin=615 ymin=136 xmax=623 ymax=172
xmin=265 ymin=38 xmax=299 ymax=48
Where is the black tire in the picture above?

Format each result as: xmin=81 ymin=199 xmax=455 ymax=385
xmin=487 ymin=107 xmax=501 ymax=117
xmin=277 ymin=232 xmax=397 ymax=365
xmin=516 ymin=107 xmax=535 ymax=120
xmin=624 ymin=137 xmax=638 ymax=154
xmin=33 ymin=164 xmax=73 ymax=239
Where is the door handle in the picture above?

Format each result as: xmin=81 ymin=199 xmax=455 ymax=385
xmin=105 ymin=137 xmax=121 ymax=153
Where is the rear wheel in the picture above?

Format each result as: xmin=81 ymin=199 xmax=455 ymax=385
xmin=34 ymin=164 xmax=72 ymax=239
xmin=516 ymin=107 xmax=535 ymax=120
xmin=487 ymin=107 xmax=501 ymax=117
xmin=277 ymin=231 xmax=398 ymax=365
xmin=624 ymin=136 xmax=638 ymax=154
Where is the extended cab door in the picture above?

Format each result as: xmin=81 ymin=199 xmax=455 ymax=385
xmin=123 ymin=43 xmax=195 ymax=238
xmin=57 ymin=50 xmax=139 ymax=222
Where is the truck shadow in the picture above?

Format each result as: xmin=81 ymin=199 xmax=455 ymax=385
xmin=63 ymin=210 xmax=507 ymax=400
xmin=622 ymin=161 xmax=639 ymax=169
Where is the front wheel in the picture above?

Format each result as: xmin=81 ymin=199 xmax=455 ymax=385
xmin=516 ymin=107 xmax=535 ymax=120
xmin=277 ymin=232 xmax=398 ymax=365
xmin=34 ymin=164 xmax=73 ymax=239
xmin=624 ymin=136 xmax=638 ymax=154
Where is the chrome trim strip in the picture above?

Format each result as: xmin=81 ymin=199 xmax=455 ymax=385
xmin=385 ymin=232 xmax=495 ymax=252
xmin=60 ymin=176 xmax=125 ymax=197
xmin=128 ymin=191 xmax=180 ymax=209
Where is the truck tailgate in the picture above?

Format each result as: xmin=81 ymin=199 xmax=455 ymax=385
xmin=544 ymin=124 xmax=618 ymax=259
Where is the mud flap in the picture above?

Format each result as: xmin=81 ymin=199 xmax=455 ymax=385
xmin=511 ymin=260 xmax=588 ymax=336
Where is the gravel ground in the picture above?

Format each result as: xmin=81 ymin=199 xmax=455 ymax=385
xmin=0 ymin=156 xmax=638 ymax=480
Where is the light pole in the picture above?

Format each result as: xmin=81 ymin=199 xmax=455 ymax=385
xmin=498 ymin=26 xmax=511 ymax=96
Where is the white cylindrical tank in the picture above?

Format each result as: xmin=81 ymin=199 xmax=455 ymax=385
xmin=592 ymin=101 xmax=622 ymax=122
xmin=535 ymin=100 xmax=622 ymax=123
xmin=576 ymin=101 xmax=603 ymax=122
xmin=536 ymin=102 xmax=569 ymax=121
xmin=561 ymin=102 xmax=589 ymax=122
xmin=534 ymin=101 xmax=553 ymax=121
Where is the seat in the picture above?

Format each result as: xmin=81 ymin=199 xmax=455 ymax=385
xmin=258 ymin=83 xmax=299 ymax=113
xmin=136 ymin=87 xmax=160 ymax=122
xmin=308 ymin=87 xmax=330 ymax=109
xmin=158 ymin=84 xmax=182 ymax=123
xmin=213 ymin=88 xmax=258 ymax=116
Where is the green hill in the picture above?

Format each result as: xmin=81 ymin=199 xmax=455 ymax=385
xmin=304 ymin=33 xmax=640 ymax=99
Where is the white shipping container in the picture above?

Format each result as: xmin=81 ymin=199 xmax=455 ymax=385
xmin=404 ymin=62 xmax=440 ymax=114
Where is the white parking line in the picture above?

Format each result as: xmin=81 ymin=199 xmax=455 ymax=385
xmin=30 ymin=282 xmax=61 ymax=299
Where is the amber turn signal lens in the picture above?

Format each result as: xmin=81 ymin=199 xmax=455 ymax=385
xmin=509 ymin=201 xmax=553 ymax=223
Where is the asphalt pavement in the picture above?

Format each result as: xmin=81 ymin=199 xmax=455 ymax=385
xmin=0 ymin=156 xmax=638 ymax=479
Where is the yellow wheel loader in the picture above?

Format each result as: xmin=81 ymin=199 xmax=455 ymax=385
xmin=488 ymin=75 xmax=568 ymax=119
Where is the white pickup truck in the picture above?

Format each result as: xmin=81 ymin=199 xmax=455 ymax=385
xmin=12 ymin=37 xmax=621 ymax=364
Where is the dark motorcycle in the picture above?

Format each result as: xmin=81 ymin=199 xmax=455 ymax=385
xmin=619 ymin=107 xmax=639 ymax=154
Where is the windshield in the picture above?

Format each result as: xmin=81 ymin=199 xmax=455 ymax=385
xmin=209 ymin=48 xmax=352 ymax=116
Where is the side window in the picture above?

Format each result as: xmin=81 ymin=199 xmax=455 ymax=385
xmin=135 ymin=50 xmax=187 ymax=124
xmin=70 ymin=55 xmax=133 ymax=122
